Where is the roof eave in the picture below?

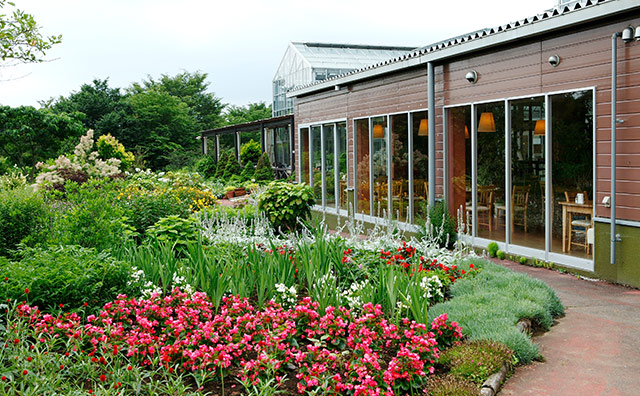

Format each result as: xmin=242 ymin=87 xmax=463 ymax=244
xmin=288 ymin=0 xmax=639 ymax=98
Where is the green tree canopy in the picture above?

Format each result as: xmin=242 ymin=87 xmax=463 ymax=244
xmin=47 ymin=79 xmax=124 ymax=133
xmin=0 ymin=106 xmax=85 ymax=169
xmin=0 ymin=0 xmax=61 ymax=62
xmin=223 ymin=102 xmax=272 ymax=126
xmin=130 ymin=71 xmax=225 ymax=131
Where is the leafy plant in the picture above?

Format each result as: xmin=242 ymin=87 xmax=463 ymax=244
xmin=496 ymin=250 xmax=505 ymax=260
xmin=487 ymin=242 xmax=499 ymax=258
xmin=257 ymin=181 xmax=314 ymax=233
xmin=222 ymin=151 xmax=242 ymax=180
xmin=0 ymin=245 xmax=132 ymax=312
xmin=96 ymin=133 xmax=135 ymax=171
xmin=519 ymin=256 xmax=528 ymax=265
xmin=146 ymin=215 xmax=201 ymax=248
xmin=417 ymin=201 xmax=457 ymax=249
xmin=0 ymin=186 xmax=48 ymax=257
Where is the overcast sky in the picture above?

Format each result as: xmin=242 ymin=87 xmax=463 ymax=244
xmin=1 ymin=0 xmax=555 ymax=109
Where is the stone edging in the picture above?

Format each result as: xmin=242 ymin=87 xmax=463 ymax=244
xmin=479 ymin=318 xmax=531 ymax=396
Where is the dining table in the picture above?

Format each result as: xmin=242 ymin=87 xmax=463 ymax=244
xmin=558 ymin=200 xmax=593 ymax=252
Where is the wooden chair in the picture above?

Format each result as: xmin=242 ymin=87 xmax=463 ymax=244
xmin=496 ymin=185 xmax=530 ymax=233
xmin=465 ymin=185 xmax=494 ymax=232
xmin=391 ymin=180 xmax=404 ymax=218
xmin=565 ymin=191 xmax=592 ymax=254
xmin=512 ymin=185 xmax=530 ymax=233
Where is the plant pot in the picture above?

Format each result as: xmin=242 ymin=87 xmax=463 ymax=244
xmin=234 ymin=188 xmax=246 ymax=197
xmin=226 ymin=191 xmax=235 ymax=199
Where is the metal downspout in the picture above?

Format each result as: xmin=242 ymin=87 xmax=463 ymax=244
xmin=611 ymin=32 xmax=621 ymax=265
xmin=427 ymin=62 xmax=436 ymax=207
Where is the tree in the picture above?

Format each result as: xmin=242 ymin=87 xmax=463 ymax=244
xmin=130 ymin=71 xmax=225 ymax=131
xmin=48 ymin=79 xmax=124 ymax=133
xmin=0 ymin=0 xmax=61 ymax=63
xmin=240 ymin=139 xmax=261 ymax=164
xmin=223 ymin=102 xmax=272 ymax=126
xmin=122 ymin=89 xmax=197 ymax=170
xmin=0 ymin=106 xmax=85 ymax=169
xmin=254 ymin=152 xmax=274 ymax=183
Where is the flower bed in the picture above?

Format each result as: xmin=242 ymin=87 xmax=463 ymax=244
xmin=3 ymin=289 xmax=462 ymax=395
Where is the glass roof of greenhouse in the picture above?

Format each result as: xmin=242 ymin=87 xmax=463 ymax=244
xmin=289 ymin=42 xmax=416 ymax=70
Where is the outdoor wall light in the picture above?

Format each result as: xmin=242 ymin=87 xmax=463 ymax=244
xmin=465 ymin=70 xmax=478 ymax=84
xmin=622 ymin=26 xmax=634 ymax=43
xmin=635 ymin=26 xmax=640 ymax=41
xmin=548 ymin=54 xmax=560 ymax=67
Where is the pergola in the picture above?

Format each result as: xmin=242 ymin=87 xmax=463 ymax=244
xmin=199 ymin=115 xmax=294 ymax=178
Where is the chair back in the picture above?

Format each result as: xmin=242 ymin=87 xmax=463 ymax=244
xmin=414 ymin=179 xmax=428 ymax=199
xmin=478 ymin=185 xmax=494 ymax=206
xmin=513 ymin=185 xmax=530 ymax=208
xmin=564 ymin=190 xmax=588 ymax=202
xmin=392 ymin=180 xmax=404 ymax=197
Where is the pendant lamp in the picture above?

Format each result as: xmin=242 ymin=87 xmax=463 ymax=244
xmin=477 ymin=112 xmax=496 ymax=133
xmin=418 ymin=119 xmax=428 ymax=136
xmin=465 ymin=125 xmax=470 ymax=139
xmin=534 ymin=120 xmax=545 ymax=135
xmin=373 ymin=124 xmax=385 ymax=139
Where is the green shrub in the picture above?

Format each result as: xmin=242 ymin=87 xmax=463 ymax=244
xmin=222 ymin=152 xmax=242 ymax=181
xmin=487 ymin=242 xmax=499 ymax=258
xmin=418 ymin=200 xmax=457 ymax=249
xmin=426 ymin=375 xmax=479 ymax=396
xmin=496 ymin=250 xmax=505 ymax=260
xmin=254 ymin=152 xmax=274 ymax=183
xmin=214 ymin=150 xmax=230 ymax=179
xmin=0 ymin=156 xmax=11 ymax=175
xmin=195 ymin=155 xmax=217 ymax=178
xmin=439 ymin=340 xmax=513 ymax=384
xmin=258 ymin=181 xmax=314 ymax=232
xmin=147 ymin=215 xmax=200 ymax=247
xmin=519 ymin=256 xmax=528 ymax=265
xmin=96 ymin=133 xmax=135 ymax=171
xmin=429 ymin=258 xmax=564 ymax=363
xmin=0 ymin=187 xmax=48 ymax=257
xmin=240 ymin=161 xmax=255 ymax=181
xmin=0 ymin=245 xmax=132 ymax=312
xmin=240 ymin=139 xmax=261 ymax=165
xmin=48 ymin=180 xmax=130 ymax=250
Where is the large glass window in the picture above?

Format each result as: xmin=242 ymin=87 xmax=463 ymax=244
xmin=300 ymin=127 xmax=310 ymax=186
xmin=372 ymin=116 xmax=388 ymax=217
xmin=391 ymin=114 xmax=409 ymax=222
xmin=311 ymin=126 xmax=322 ymax=206
xmin=448 ymin=106 xmax=471 ymax=232
xmin=510 ymin=97 xmax=545 ymax=250
xmin=275 ymin=127 xmax=290 ymax=168
xmin=337 ymin=122 xmax=348 ymax=210
xmin=323 ymin=124 xmax=336 ymax=208
xmin=550 ymin=90 xmax=593 ymax=258
xmin=476 ymin=101 xmax=505 ymax=242
xmin=356 ymin=119 xmax=370 ymax=215
xmin=411 ymin=111 xmax=429 ymax=222
xmin=218 ymin=133 xmax=236 ymax=158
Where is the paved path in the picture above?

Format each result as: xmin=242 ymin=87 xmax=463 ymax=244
xmin=493 ymin=259 xmax=640 ymax=396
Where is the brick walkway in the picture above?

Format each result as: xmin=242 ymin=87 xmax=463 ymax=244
xmin=492 ymin=259 xmax=640 ymax=396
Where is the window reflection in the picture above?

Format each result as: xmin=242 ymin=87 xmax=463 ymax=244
xmin=356 ymin=119 xmax=370 ymax=215
xmin=391 ymin=114 xmax=409 ymax=222
xmin=372 ymin=116 xmax=388 ymax=217
xmin=411 ymin=111 xmax=429 ymax=222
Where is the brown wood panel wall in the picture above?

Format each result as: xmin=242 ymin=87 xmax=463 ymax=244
xmin=294 ymin=12 xmax=640 ymax=221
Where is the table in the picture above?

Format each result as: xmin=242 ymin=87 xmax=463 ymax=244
xmin=558 ymin=201 xmax=593 ymax=252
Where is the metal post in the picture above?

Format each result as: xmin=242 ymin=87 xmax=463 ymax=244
xmin=611 ymin=32 xmax=622 ymax=265
xmin=427 ymin=62 xmax=436 ymax=207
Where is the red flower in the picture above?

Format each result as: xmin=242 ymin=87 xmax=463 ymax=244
xmin=1 ymin=376 xmax=6 ymax=381
xmin=99 ymin=374 xmax=106 ymax=382
xmin=22 ymin=370 xmax=28 ymax=375
xmin=127 ymin=365 xmax=133 ymax=371
xmin=24 ymin=288 xmax=29 ymax=294
xmin=26 ymin=357 xmax=32 ymax=362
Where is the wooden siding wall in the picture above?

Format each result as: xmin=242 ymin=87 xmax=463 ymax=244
xmin=294 ymin=12 xmax=640 ymax=221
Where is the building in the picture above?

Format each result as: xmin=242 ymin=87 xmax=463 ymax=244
xmin=288 ymin=0 xmax=640 ymax=288
xmin=273 ymin=42 xmax=416 ymax=117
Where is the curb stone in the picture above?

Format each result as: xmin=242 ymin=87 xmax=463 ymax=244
xmin=479 ymin=318 xmax=529 ymax=396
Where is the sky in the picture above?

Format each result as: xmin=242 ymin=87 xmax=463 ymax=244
xmin=1 ymin=0 xmax=555 ymax=109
